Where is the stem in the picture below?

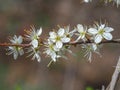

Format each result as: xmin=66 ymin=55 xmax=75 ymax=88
xmin=0 ymin=43 xmax=31 ymax=47
xmin=107 ymin=56 xmax=120 ymax=90
xmin=65 ymin=39 xmax=120 ymax=45
xmin=0 ymin=39 xmax=119 ymax=47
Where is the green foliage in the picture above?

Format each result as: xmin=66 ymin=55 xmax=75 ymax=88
xmin=85 ymin=86 xmax=94 ymax=90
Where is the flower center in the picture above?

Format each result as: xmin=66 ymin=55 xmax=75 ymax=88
xmin=80 ymin=31 xmax=86 ymax=37
xmin=49 ymin=44 xmax=54 ymax=50
xmin=98 ymin=29 xmax=104 ymax=35
xmin=33 ymin=35 xmax=38 ymax=40
xmin=56 ymin=36 xmax=61 ymax=41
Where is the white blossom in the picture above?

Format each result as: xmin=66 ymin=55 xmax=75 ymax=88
xmin=88 ymin=24 xmax=114 ymax=43
xmin=25 ymin=26 xmax=42 ymax=48
xmin=7 ymin=35 xmax=24 ymax=59
xmin=49 ymin=28 xmax=71 ymax=49
xmin=64 ymin=25 xmax=76 ymax=38
xmin=27 ymin=46 xmax=41 ymax=62
xmin=75 ymin=24 xmax=87 ymax=42
xmin=25 ymin=26 xmax=42 ymax=62
xmin=44 ymin=39 xmax=61 ymax=62
xmin=82 ymin=43 xmax=101 ymax=62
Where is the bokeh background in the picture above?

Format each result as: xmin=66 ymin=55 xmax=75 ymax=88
xmin=0 ymin=0 xmax=120 ymax=90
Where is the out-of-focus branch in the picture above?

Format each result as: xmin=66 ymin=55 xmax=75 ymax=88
xmin=106 ymin=56 xmax=120 ymax=90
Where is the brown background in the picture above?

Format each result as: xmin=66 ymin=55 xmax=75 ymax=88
xmin=0 ymin=0 xmax=120 ymax=90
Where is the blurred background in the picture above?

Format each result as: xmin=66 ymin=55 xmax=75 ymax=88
xmin=0 ymin=0 xmax=120 ymax=90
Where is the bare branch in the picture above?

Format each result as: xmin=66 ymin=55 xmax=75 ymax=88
xmin=65 ymin=39 xmax=120 ymax=46
xmin=0 ymin=39 xmax=119 ymax=47
xmin=107 ymin=56 xmax=120 ymax=90
xmin=0 ymin=43 xmax=31 ymax=47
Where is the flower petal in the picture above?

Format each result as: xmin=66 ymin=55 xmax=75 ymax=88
xmin=49 ymin=32 xmax=56 ymax=39
xmin=65 ymin=25 xmax=70 ymax=33
xmin=88 ymin=28 xmax=98 ymax=35
xmin=94 ymin=34 xmax=102 ymax=43
xmin=35 ymin=53 xmax=41 ymax=62
xmin=61 ymin=37 xmax=70 ymax=43
xmin=77 ymin=24 xmax=84 ymax=32
xmin=19 ymin=49 xmax=24 ymax=56
xmin=31 ymin=39 xmax=38 ymax=48
xmin=37 ymin=27 xmax=42 ymax=36
xmin=104 ymin=27 xmax=114 ymax=33
xmin=103 ymin=32 xmax=113 ymax=40
xmin=92 ymin=44 xmax=97 ymax=51
xmin=56 ymin=41 xmax=63 ymax=49
xmin=18 ymin=36 xmax=23 ymax=44
xmin=13 ymin=50 xmax=18 ymax=60
xmin=53 ymin=45 xmax=60 ymax=51
xmin=51 ymin=53 xmax=57 ymax=62
xmin=58 ymin=28 xmax=65 ymax=36
xmin=99 ymin=24 xmax=105 ymax=30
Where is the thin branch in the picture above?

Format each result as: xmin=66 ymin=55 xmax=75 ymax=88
xmin=0 ymin=43 xmax=31 ymax=47
xmin=106 ymin=56 xmax=120 ymax=90
xmin=65 ymin=39 xmax=120 ymax=45
xmin=0 ymin=39 xmax=119 ymax=47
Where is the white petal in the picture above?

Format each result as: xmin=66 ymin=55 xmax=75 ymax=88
xmin=58 ymin=28 xmax=65 ymax=36
xmin=69 ymin=29 xmax=76 ymax=36
xmin=13 ymin=50 xmax=18 ymax=60
xmin=103 ymin=32 xmax=113 ymax=40
xmin=65 ymin=25 xmax=70 ymax=33
xmin=104 ymin=27 xmax=114 ymax=33
xmin=10 ymin=39 xmax=16 ymax=44
xmin=19 ymin=49 xmax=24 ymax=56
xmin=56 ymin=41 xmax=63 ymax=49
xmin=49 ymin=32 xmax=56 ymax=39
xmin=88 ymin=28 xmax=98 ymax=35
xmin=81 ymin=34 xmax=85 ymax=39
xmin=94 ymin=34 xmax=102 ymax=43
xmin=75 ymin=36 xmax=81 ymax=42
xmin=35 ymin=53 xmax=41 ymax=62
xmin=61 ymin=37 xmax=70 ymax=43
xmin=31 ymin=39 xmax=38 ymax=48
xmin=53 ymin=45 xmax=60 ymax=51
xmin=51 ymin=52 xmax=57 ymax=62
xmin=77 ymin=24 xmax=84 ymax=32
xmin=18 ymin=36 xmax=23 ymax=44
xmin=99 ymin=24 xmax=105 ymax=30
xmin=37 ymin=27 xmax=42 ymax=36
xmin=92 ymin=44 xmax=97 ymax=51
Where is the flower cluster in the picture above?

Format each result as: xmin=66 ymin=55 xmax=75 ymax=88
xmin=44 ymin=26 xmax=75 ymax=62
xmin=83 ymin=0 xmax=120 ymax=6
xmin=7 ymin=35 xmax=24 ymax=60
xmin=88 ymin=23 xmax=114 ymax=43
xmin=25 ymin=26 xmax=42 ymax=62
xmin=6 ymin=22 xmax=114 ymax=63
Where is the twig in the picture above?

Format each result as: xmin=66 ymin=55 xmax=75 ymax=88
xmin=0 ymin=43 xmax=31 ymax=47
xmin=65 ymin=39 xmax=120 ymax=45
xmin=0 ymin=39 xmax=119 ymax=47
xmin=107 ymin=56 xmax=120 ymax=90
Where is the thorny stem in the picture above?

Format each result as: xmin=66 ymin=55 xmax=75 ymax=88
xmin=0 ymin=39 xmax=120 ymax=47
